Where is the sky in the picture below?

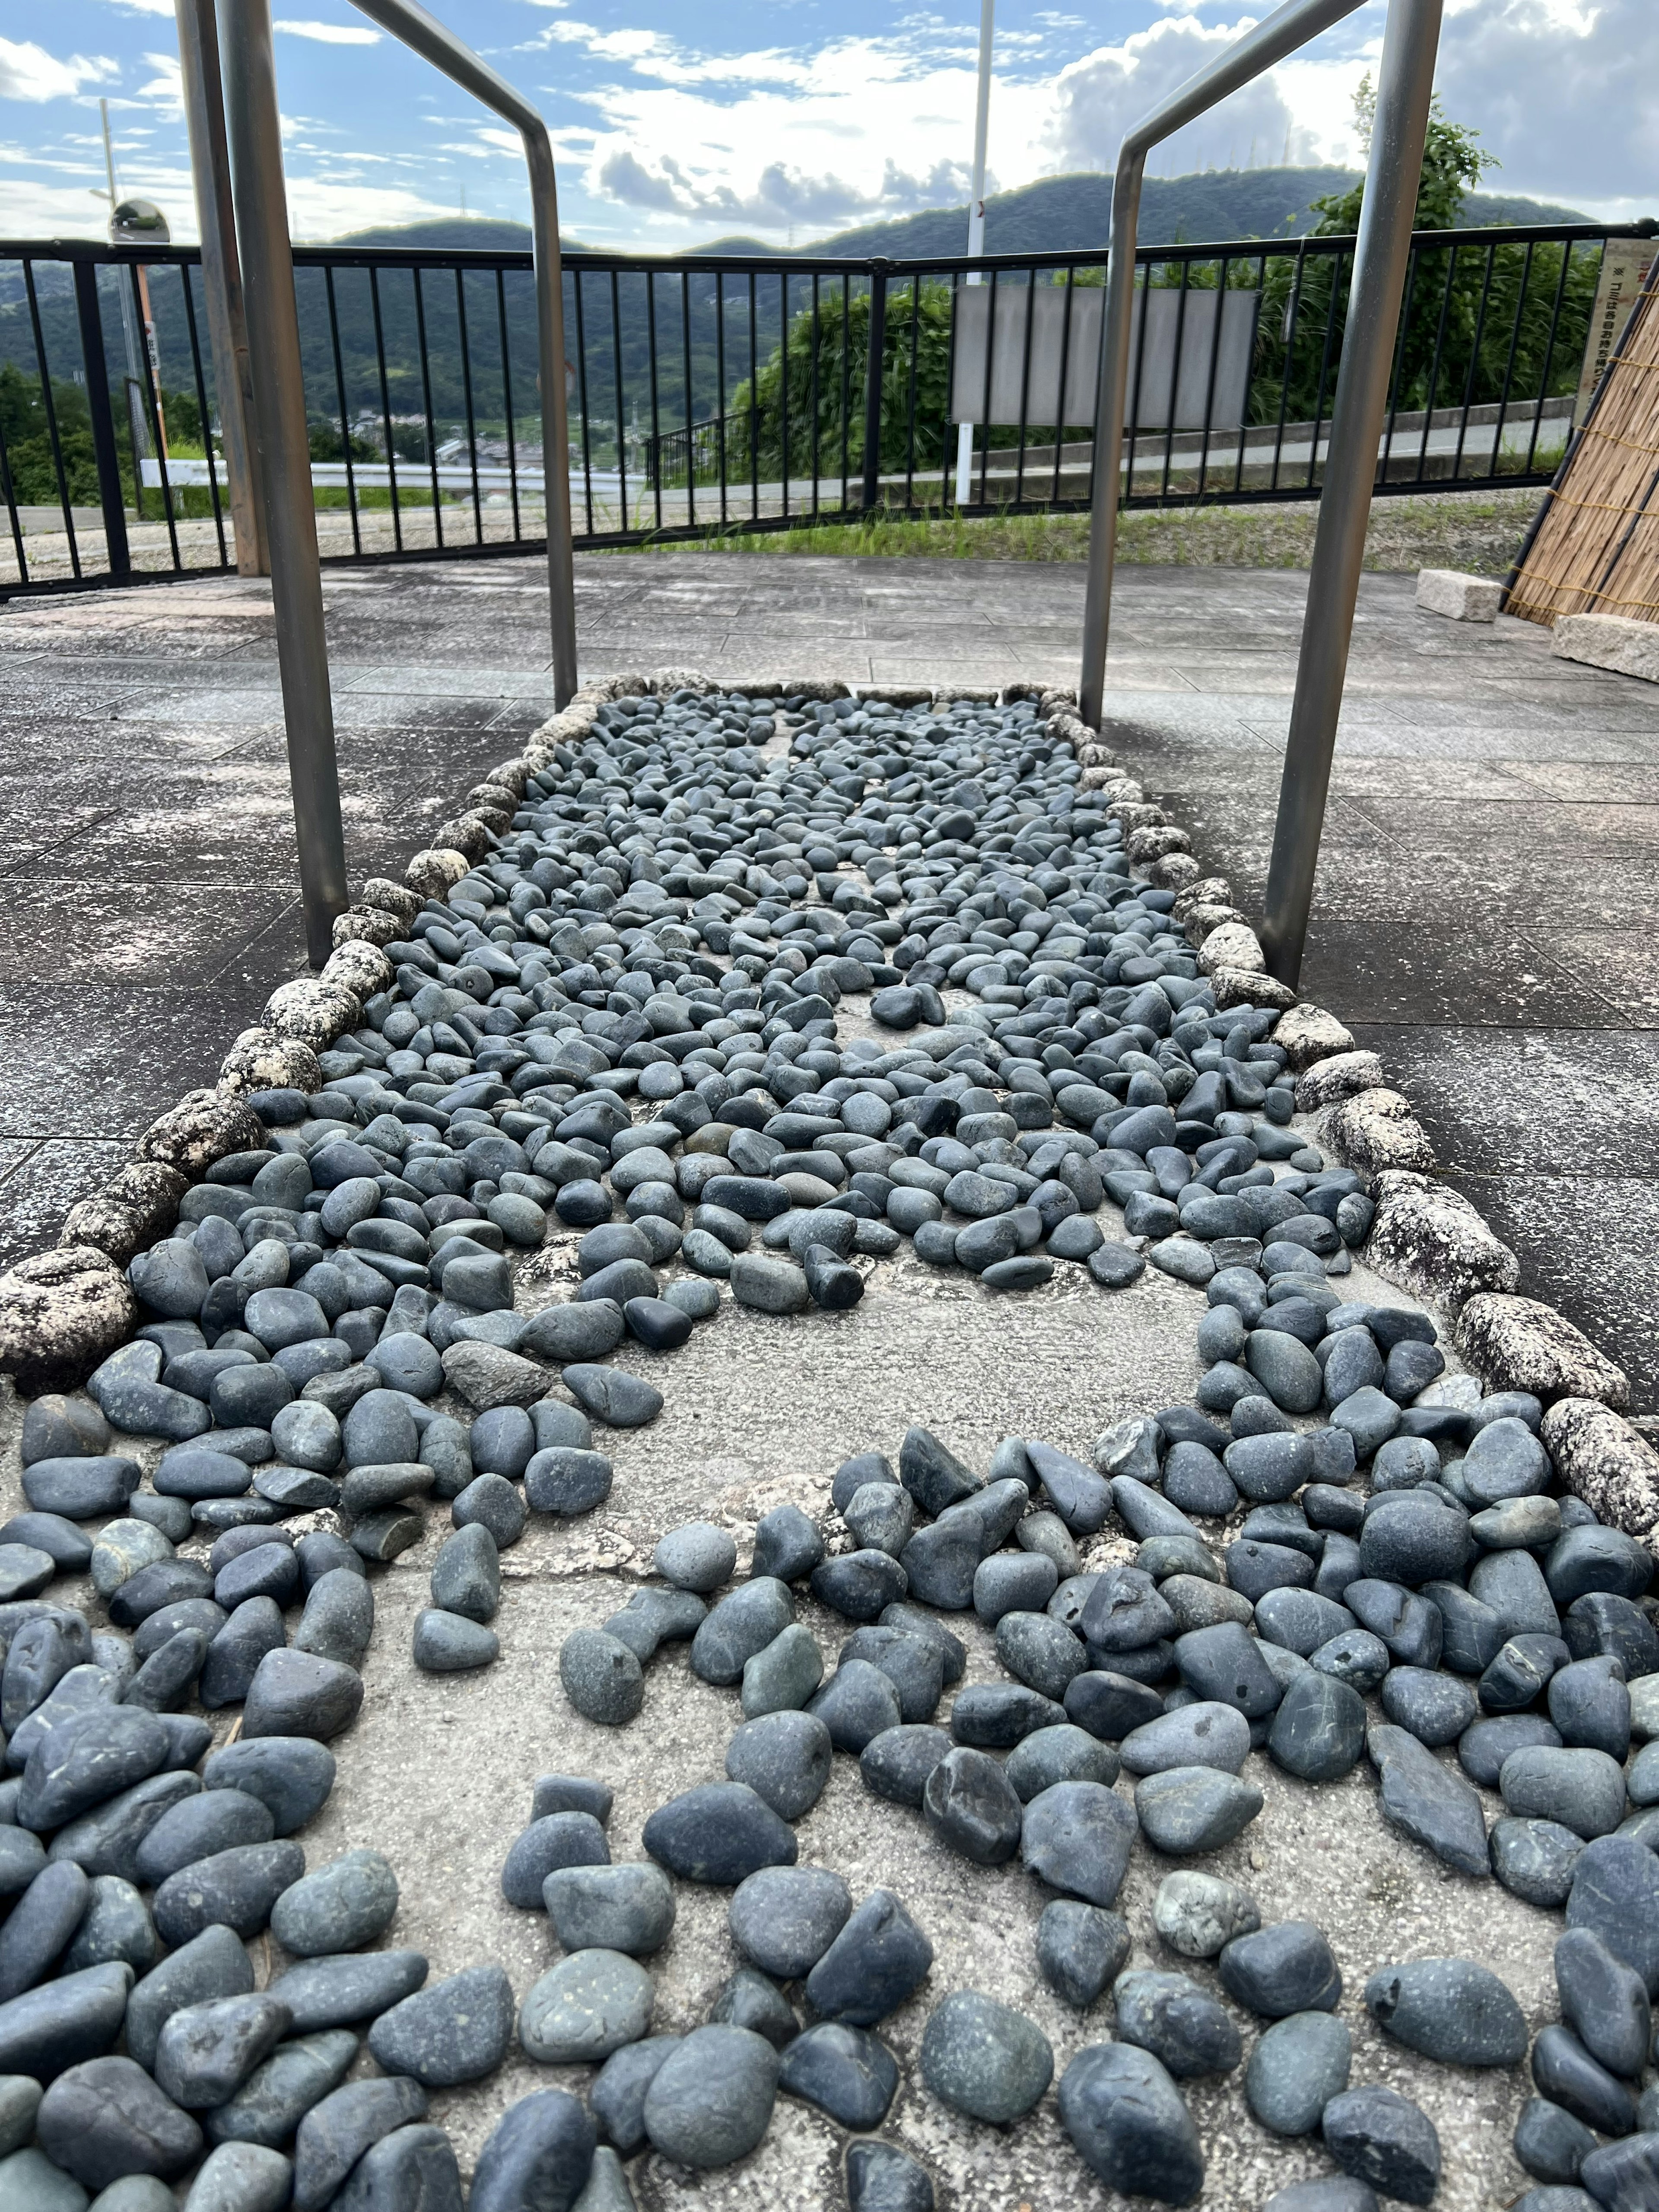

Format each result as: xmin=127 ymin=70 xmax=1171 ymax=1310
xmin=1 ymin=0 xmax=1653 ymax=250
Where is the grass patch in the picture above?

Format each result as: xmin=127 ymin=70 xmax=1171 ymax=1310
xmin=606 ymin=486 xmax=1541 ymax=577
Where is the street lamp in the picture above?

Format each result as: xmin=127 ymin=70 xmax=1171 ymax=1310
xmin=955 ymin=0 xmax=994 ymax=509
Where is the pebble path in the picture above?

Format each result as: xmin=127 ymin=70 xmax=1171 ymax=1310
xmin=0 ymin=673 xmax=1655 ymax=2211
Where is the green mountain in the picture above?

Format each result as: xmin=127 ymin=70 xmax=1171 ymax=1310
xmin=331 ymin=168 xmax=1594 ymax=264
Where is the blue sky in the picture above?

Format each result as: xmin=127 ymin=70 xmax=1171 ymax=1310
xmin=3 ymin=0 xmax=1653 ymax=248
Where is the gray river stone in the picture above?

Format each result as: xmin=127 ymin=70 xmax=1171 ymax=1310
xmin=918 ymin=1990 xmax=1052 ymax=2123
xmin=502 ymin=1814 xmax=609 ymax=1912
xmin=1363 ymin=1957 xmax=1529 ymax=2066
xmin=543 ymin=1865 xmax=675 ymax=1958
xmin=1121 ymin=1703 xmax=1249 ymax=1777
xmin=1368 ymin=1722 xmax=1491 ymax=1878
xmin=1554 ymin=1925 xmax=1650 ymax=2078
xmin=1322 ymin=2085 xmax=1442 ymax=2207
xmin=1135 ymin=1767 xmax=1263 ymax=1855
xmin=271 ymin=1849 xmax=398 ymax=1957
xmin=642 ymin=2025 xmax=779 ymax=2168
xmin=366 ymin=1966 xmax=515 ymax=2087
xmin=267 ymin=1950 xmax=429 ymax=2035
xmin=1246 ymin=2011 xmax=1352 ymax=2136
xmin=805 ymin=1891 xmax=933 ymax=2027
xmin=200 ymin=2026 xmax=358 ymax=2151
xmin=1058 ymin=2042 xmax=1205 ymax=2202
xmin=1020 ymin=1781 xmax=1136 ymax=1907
xmin=469 ymin=2089 xmax=596 ymax=2212
xmin=725 ymin=1710 xmax=833 ymax=1821
xmin=1036 ymin=1901 xmax=1130 ymax=2010
xmin=729 ymin=1867 xmax=852 ymax=1981
xmin=518 ymin=1950 xmax=654 ymax=2065
xmin=1220 ymin=1923 xmax=1343 ymax=2018
xmin=642 ymin=1784 xmax=797 ymax=1885
xmin=1153 ymin=1872 xmax=1262 ymax=1960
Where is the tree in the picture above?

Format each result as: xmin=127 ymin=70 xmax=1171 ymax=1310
xmin=1246 ymin=82 xmax=1597 ymax=445
xmin=1307 ymin=76 xmax=1498 ymax=238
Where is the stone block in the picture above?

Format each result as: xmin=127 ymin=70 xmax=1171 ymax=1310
xmin=1416 ymin=569 xmax=1501 ymax=622
xmin=1551 ymin=612 xmax=1659 ymax=682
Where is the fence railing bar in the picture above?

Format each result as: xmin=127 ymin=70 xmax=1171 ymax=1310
xmin=1450 ymin=242 xmax=1497 ymax=483
xmin=1306 ymin=245 xmax=1346 ymax=492
xmin=748 ymin=269 xmax=760 ymax=524
xmin=646 ymin=270 xmax=663 ymax=534
xmin=503 ymin=265 xmax=526 ymax=539
xmin=455 ymin=266 xmax=483 ymax=546
xmin=609 ymin=269 xmax=629 ymax=534
xmin=322 ymin=264 xmax=361 ymax=559
xmin=1526 ymin=237 xmax=1580 ymax=477
xmin=903 ymin=275 xmax=922 ymax=510
xmin=412 ymin=265 xmax=444 ymax=547
xmin=975 ymin=267 xmax=996 ymax=508
xmin=1489 ymin=237 xmax=1535 ymax=478
xmin=1267 ymin=236 xmax=1308 ymax=494
xmin=0 ymin=374 xmax=28 ymax=586
xmin=680 ymin=268 xmax=696 ymax=531
xmin=1014 ymin=262 xmax=1038 ymax=507
xmin=1379 ymin=243 xmax=1418 ymax=485
xmin=179 ymin=261 xmax=230 ymax=567
xmin=22 ymin=257 xmax=79 ymax=578
xmin=1196 ymin=254 xmax=1229 ymax=499
xmin=1051 ymin=267 xmax=1077 ymax=509
xmin=715 ymin=273 xmax=728 ymax=530
xmin=129 ymin=261 xmax=184 ymax=572
xmin=368 ymin=265 xmax=403 ymax=551
xmin=1414 ymin=242 xmax=1459 ymax=485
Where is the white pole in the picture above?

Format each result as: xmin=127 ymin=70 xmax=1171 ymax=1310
xmin=954 ymin=0 xmax=994 ymax=507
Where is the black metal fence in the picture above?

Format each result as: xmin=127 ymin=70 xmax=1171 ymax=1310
xmin=0 ymin=219 xmax=1645 ymax=595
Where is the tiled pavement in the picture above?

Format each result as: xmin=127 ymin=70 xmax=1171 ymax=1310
xmin=3 ymin=548 xmax=1656 ymax=1404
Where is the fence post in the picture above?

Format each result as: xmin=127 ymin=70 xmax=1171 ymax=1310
xmin=176 ymin=0 xmax=267 ymax=575
xmin=219 ymin=0 xmax=350 ymax=968
xmin=861 ymin=261 xmax=890 ymax=511
xmin=72 ymin=263 xmax=130 ymax=581
xmin=1258 ymin=0 xmax=1443 ymax=987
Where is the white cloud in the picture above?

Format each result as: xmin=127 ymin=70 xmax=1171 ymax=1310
xmin=0 ymin=38 xmax=119 ymax=102
xmin=133 ymin=51 xmax=184 ymax=115
xmin=1043 ymin=14 xmax=1324 ymax=175
xmin=100 ymin=0 xmax=178 ymax=15
xmin=1433 ymin=0 xmax=1659 ymax=210
xmin=273 ymin=20 xmax=384 ymax=44
xmin=281 ymin=175 xmax=454 ymax=238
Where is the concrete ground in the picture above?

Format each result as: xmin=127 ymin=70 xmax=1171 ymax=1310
xmin=2 ymin=548 xmax=1655 ymax=1408
xmin=1 ymin=550 xmax=1652 ymax=2207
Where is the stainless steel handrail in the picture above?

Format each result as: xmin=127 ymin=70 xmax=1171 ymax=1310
xmin=1077 ymin=0 xmax=1444 ymax=987
xmin=220 ymin=0 xmax=348 ymax=967
xmin=347 ymin=0 xmax=578 ymax=704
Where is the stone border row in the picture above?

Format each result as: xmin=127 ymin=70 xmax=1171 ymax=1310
xmin=2 ymin=667 xmax=1656 ymax=1551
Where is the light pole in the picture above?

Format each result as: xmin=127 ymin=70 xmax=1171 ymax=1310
xmin=954 ymin=0 xmax=994 ymax=509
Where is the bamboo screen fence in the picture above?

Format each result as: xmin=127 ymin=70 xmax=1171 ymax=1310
xmin=1506 ymin=266 xmax=1659 ymax=625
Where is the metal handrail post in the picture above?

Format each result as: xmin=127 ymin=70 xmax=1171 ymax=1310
xmin=71 ymin=264 xmax=130 ymax=580
xmin=348 ymin=0 xmax=578 ymax=706
xmin=176 ymin=0 xmax=267 ymax=576
xmin=1078 ymin=0 xmax=1366 ymax=726
xmin=219 ymin=0 xmax=349 ymax=968
xmin=1259 ymin=0 xmax=1443 ymax=984
xmin=861 ymin=262 xmax=891 ymax=510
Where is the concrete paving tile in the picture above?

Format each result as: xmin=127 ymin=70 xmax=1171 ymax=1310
xmin=1297 ymin=922 xmax=1601 ymax=1029
xmin=0 ymin=1138 xmax=132 ymax=1272
xmin=0 ymin=985 xmax=255 ymax=1139
xmin=1494 ymin=761 xmax=1659 ymax=802
xmin=1350 ymin=1027 xmax=1659 ymax=1179
xmin=1547 ymin=932 xmax=1659 ymax=1025
xmin=1453 ymin=1171 xmax=1659 ymax=1411
xmin=3 ymin=880 xmax=298 ymax=986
